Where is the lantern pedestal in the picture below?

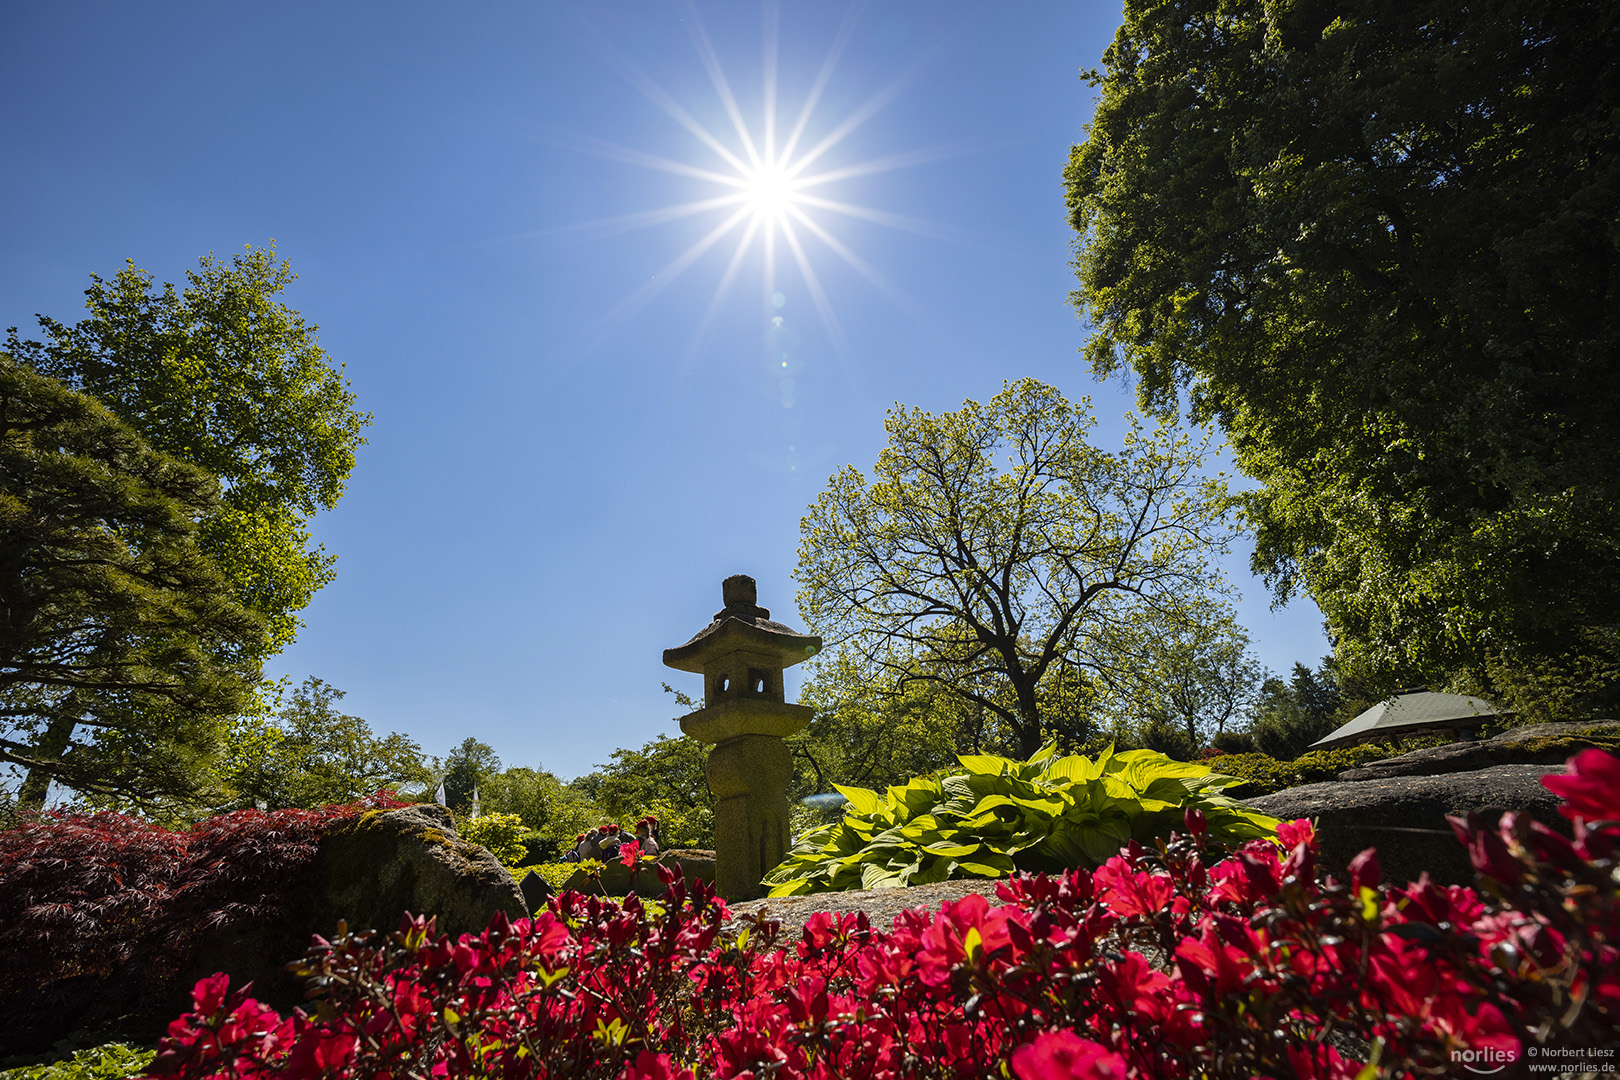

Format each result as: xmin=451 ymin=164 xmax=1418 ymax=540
xmin=664 ymin=576 xmax=821 ymax=901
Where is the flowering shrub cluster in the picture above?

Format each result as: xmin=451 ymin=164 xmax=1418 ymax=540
xmin=146 ymin=753 xmax=1617 ymax=1079
xmin=0 ymin=792 xmax=407 ymax=1052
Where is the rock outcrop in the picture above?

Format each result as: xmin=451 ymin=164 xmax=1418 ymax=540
xmin=1244 ymin=763 xmax=1570 ymax=888
xmin=185 ymin=804 xmax=525 ymax=1013
xmin=309 ymin=804 xmax=526 ymax=936
xmin=1334 ymin=721 xmax=1619 ymax=781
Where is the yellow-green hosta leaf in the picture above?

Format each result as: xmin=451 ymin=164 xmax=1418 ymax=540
xmin=956 ymin=753 xmax=1011 ymax=776
xmin=861 ymin=863 xmax=907 ymax=890
xmin=953 ymin=852 xmax=1016 ymax=877
xmin=921 ymin=839 xmax=986 ymax=857
xmin=834 ymin=784 xmax=884 ymax=817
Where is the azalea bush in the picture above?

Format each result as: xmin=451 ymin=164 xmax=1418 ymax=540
xmin=0 ymin=792 xmax=407 ymax=1053
xmin=763 ymin=742 xmax=1279 ymax=895
xmin=141 ymin=749 xmax=1619 ymax=1078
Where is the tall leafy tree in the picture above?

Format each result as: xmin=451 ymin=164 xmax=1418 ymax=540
xmin=1245 ymin=660 xmax=1357 ymax=761
xmin=587 ymin=734 xmax=714 ymax=850
xmin=1064 ymin=0 xmax=1620 ymax=714
xmin=1089 ymin=605 xmax=1265 ymax=751
xmin=797 ymin=378 xmax=1238 ymax=757
xmin=0 ymin=355 xmax=266 ymax=808
xmin=436 ymin=737 xmax=502 ymax=815
xmin=6 ymin=246 xmax=371 ymax=659
xmin=219 ymin=676 xmax=430 ymax=810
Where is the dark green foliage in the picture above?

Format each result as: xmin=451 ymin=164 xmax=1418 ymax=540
xmin=1065 ymin=0 xmax=1620 ymax=714
xmin=1210 ymin=729 xmax=1255 ymax=755
xmin=0 ymin=356 xmax=266 ymax=809
xmin=1135 ymin=715 xmax=1200 ymax=762
xmin=1248 ymin=662 xmax=1350 ymax=760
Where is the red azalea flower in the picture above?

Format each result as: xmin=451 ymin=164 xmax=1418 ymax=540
xmin=1094 ymin=856 xmax=1176 ymax=918
xmin=1542 ymin=749 xmax=1620 ymax=824
xmin=1011 ymin=1030 xmax=1127 ymax=1079
xmin=620 ymin=1050 xmax=696 ymax=1080
xmin=620 ymin=839 xmax=644 ymax=866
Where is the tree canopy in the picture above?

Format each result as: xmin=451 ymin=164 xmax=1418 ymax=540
xmin=6 ymin=246 xmax=371 ymax=659
xmin=796 ymin=378 xmax=1238 ymax=756
xmin=0 ymin=355 xmax=265 ymax=808
xmin=219 ymin=677 xmax=430 ymax=810
xmin=437 ymin=737 xmax=502 ymax=815
xmin=1064 ymin=0 xmax=1620 ymax=714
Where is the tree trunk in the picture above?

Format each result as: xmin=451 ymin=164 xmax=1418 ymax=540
xmin=18 ymin=713 xmax=77 ymax=810
xmin=1010 ymin=670 xmax=1044 ymax=759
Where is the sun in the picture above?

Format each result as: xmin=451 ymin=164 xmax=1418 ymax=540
xmin=741 ymin=161 xmax=798 ymax=221
xmin=549 ymin=3 xmax=950 ymax=360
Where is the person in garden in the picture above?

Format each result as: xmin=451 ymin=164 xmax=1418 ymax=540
xmin=635 ymin=817 xmax=659 ymax=857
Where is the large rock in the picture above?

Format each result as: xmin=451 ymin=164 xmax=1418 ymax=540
xmin=1244 ymin=764 xmax=1571 ymax=888
xmin=185 ymin=804 xmax=525 ymax=1013
xmin=1335 ymin=721 xmax=1619 ymax=781
xmin=310 ymin=804 xmax=526 ymax=936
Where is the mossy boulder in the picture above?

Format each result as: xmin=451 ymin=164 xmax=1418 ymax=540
xmin=310 ymin=804 xmax=526 ymax=936
xmin=1333 ymin=721 xmax=1620 ymax=781
xmin=187 ymin=805 xmax=525 ymax=1012
xmin=1244 ymin=763 xmax=1570 ymax=888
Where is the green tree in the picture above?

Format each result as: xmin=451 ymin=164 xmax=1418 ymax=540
xmin=1089 ymin=606 xmax=1265 ymax=754
xmin=588 ymin=734 xmax=713 ymax=850
xmin=435 ymin=737 xmax=502 ymax=815
xmin=793 ymin=651 xmax=1020 ymax=798
xmin=218 ymin=676 xmax=430 ymax=810
xmin=0 ymin=355 xmax=266 ymax=809
xmin=7 ymin=246 xmax=371 ymax=660
xmin=479 ymin=766 xmax=604 ymax=862
xmin=796 ymin=378 xmax=1238 ymax=757
xmin=1245 ymin=660 xmax=1355 ymax=761
xmin=1064 ymin=0 xmax=1620 ymax=715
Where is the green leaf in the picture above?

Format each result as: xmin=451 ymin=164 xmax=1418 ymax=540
xmin=834 ymin=784 xmax=884 ymax=817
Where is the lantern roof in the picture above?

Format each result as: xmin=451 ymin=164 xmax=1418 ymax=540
xmin=663 ymin=575 xmax=821 ymax=674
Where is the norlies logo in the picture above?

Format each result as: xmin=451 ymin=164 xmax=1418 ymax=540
xmin=1451 ymin=1045 xmax=1518 ymax=1075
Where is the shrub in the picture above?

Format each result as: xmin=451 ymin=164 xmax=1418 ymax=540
xmin=0 ymin=1043 xmax=155 ymax=1080
xmin=1205 ymin=744 xmax=1399 ymax=796
xmin=141 ymin=751 xmax=1619 ymax=1079
xmin=760 ymin=742 xmax=1278 ymax=895
xmin=0 ymin=793 xmax=405 ymax=1053
xmin=457 ymin=813 xmax=528 ymax=867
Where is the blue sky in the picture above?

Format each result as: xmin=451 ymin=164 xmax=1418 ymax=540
xmin=2 ymin=2 xmax=1328 ymax=784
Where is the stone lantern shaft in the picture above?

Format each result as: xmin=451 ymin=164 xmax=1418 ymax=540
xmin=663 ymin=575 xmax=820 ymax=900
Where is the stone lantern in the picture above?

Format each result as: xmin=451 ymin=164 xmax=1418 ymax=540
xmin=663 ymin=574 xmax=821 ymax=901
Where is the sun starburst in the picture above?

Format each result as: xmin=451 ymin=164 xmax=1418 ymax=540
xmin=547 ymin=2 xmax=959 ymax=365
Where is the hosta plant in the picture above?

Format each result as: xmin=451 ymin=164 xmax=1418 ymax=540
xmin=762 ymin=742 xmax=1278 ymax=895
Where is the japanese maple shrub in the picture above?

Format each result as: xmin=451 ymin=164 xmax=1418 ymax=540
xmin=0 ymin=793 xmax=404 ymax=1053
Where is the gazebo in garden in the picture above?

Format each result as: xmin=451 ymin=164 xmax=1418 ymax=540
xmin=1307 ymin=687 xmax=1509 ymax=752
